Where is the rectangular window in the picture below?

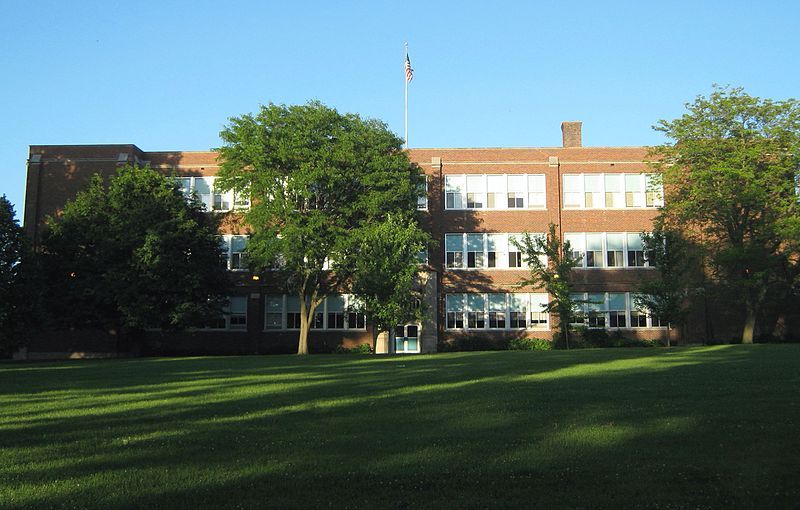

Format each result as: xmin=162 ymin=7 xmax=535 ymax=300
xmin=326 ymin=295 xmax=346 ymax=329
xmin=467 ymin=294 xmax=486 ymax=329
xmin=585 ymin=234 xmax=603 ymax=268
xmin=194 ymin=177 xmax=214 ymax=211
xmin=587 ymin=293 xmax=606 ymax=328
xmin=466 ymin=234 xmax=485 ymax=268
xmin=625 ymin=174 xmax=645 ymax=208
xmin=487 ymin=234 xmax=506 ymax=269
xmin=286 ymin=296 xmax=301 ymax=329
xmin=645 ymin=174 xmax=664 ymax=207
xmin=604 ymin=174 xmax=623 ymax=208
xmin=445 ymin=234 xmax=464 ymax=268
xmin=395 ymin=324 xmax=420 ymax=353
xmin=627 ymin=233 xmax=647 ymax=267
xmin=417 ymin=178 xmax=428 ymax=210
xmin=606 ymin=233 xmax=624 ymax=268
xmin=564 ymin=233 xmax=585 ymax=266
xmin=445 ymin=175 xmax=465 ymax=209
xmin=229 ymin=235 xmax=248 ymax=270
xmin=488 ymin=294 xmax=506 ymax=328
xmin=608 ymin=293 xmax=627 ymax=328
xmin=530 ymin=293 xmax=549 ymax=328
xmin=509 ymin=294 xmax=528 ymax=328
xmin=228 ymin=296 xmax=248 ymax=330
xmin=563 ymin=175 xmax=583 ymax=208
xmin=264 ymin=295 xmax=283 ymax=329
xmin=486 ymin=175 xmax=506 ymax=209
xmin=347 ymin=311 xmax=366 ymax=329
xmin=466 ymin=175 xmax=485 ymax=209
xmin=446 ymin=294 xmax=464 ymax=329
xmin=527 ymin=175 xmax=546 ymax=209
xmin=584 ymin=174 xmax=603 ymax=209
xmin=507 ymin=175 xmax=525 ymax=208
xmin=507 ymin=235 xmax=522 ymax=268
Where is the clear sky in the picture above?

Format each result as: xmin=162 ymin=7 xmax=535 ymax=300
xmin=2 ymin=0 xmax=798 ymax=219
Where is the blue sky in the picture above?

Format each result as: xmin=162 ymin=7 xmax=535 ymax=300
xmin=2 ymin=0 xmax=798 ymax=218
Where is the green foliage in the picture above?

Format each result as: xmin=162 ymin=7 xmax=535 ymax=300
xmin=333 ymin=343 xmax=372 ymax=354
xmin=652 ymin=86 xmax=800 ymax=343
xmin=508 ymin=337 xmax=552 ymax=351
xmin=438 ymin=336 xmax=511 ymax=352
xmin=39 ymin=166 xmax=231 ymax=334
xmin=514 ymin=223 xmax=583 ymax=348
xmin=216 ymin=101 xmax=426 ymax=354
xmin=0 ymin=195 xmax=25 ymax=355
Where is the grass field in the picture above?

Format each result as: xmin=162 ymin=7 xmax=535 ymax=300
xmin=1 ymin=345 xmax=799 ymax=509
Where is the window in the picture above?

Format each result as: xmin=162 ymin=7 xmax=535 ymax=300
xmin=606 ymin=234 xmax=624 ymax=268
xmin=395 ymin=324 xmax=420 ymax=353
xmin=326 ymin=295 xmax=346 ymax=329
xmin=627 ymin=233 xmax=647 ymax=267
xmin=192 ymin=177 xmax=214 ymax=210
xmin=509 ymin=294 xmax=528 ymax=328
xmin=228 ymin=297 xmax=248 ymax=329
xmin=507 ymin=175 xmax=525 ymax=208
xmin=417 ymin=178 xmax=428 ymax=210
xmin=564 ymin=233 xmax=585 ymax=266
xmin=507 ymin=235 xmax=522 ymax=268
xmin=487 ymin=234 xmax=506 ymax=268
xmin=586 ymin=293 xmax=606 ymax=328
xmin=264 ymin=296 xmax=283 ymax=329
xmin=585 ymin=234 xmax=603 ymax=268
xmin=445 ymin=234 xmax=464 ymax=268
xmin=445 ymin=174 xmax=547 ymax=210
xmin=608 ymin=293 xmax=627 ymax=328
xmin=445 ymin=175 xmax=465 ymax=209
xmin=487 ymin=175 xmax=505 ymax=208
xmin=527 ymin=175 xmax=546 ymax=209
xmin=466 ymin=234 xmax=485 ymax=268
xmin=488 ymin=294 xmax=506 ymax=328
xmin=529 ymin=294 xmax=549 ymax=328
xmin=563 ymin=174 xmax=663 ymax=209
xmin=286 ymin=296 xmax=302 ymax=329
xmin=466 ymin=175 xmax=485 ymax=208
xmin=446 ymin=294 xmax=464 ymax=329
xmin=219 ymin=235 xmax=249 ymax=271
xmin=467 ymin=294 xmax=486 ymax=329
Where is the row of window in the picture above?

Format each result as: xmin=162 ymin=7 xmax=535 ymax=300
xmin=563 ymin=232 xmax=652 ymax=268
xmin=444 ymin=233 xmax=541 ymax=269
xmin=445 ymin=293 xmax=550 ymax=330
xmin=445 ymin=292 xmax=664 ymax=331
xmin=570 ymin=292 xmax=663 ymax=329
xmin=179 ymin=176 xmax=250 ymax=212
xmin=563 ymin=173 xmax=663 ymax=209
xmin=265 ymin=295 xmax=367 ymax=331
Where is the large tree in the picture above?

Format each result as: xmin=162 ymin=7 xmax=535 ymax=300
xmin=0 ymin=195 xmax=25 ymax=355
xmin=515 ymin=224 xmax=583 ymax=349
xmin=216 ymin=101 xmax=426 ymax=354
xmin=40 ymin=166 xmax=230 ymax=341
xmin=652 ymin=86 xmax=800 ymax=343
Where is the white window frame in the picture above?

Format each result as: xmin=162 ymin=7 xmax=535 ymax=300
xmin=572 ymin=292 xmax=667 ymax=329
xmin=177 ymin=175 xmax=250 ymax=212
xmin=219 ymin=234 xmax=249 ymax=271
xmin=263 ymin=295 xmax=367 ymax=332
xmin=202 ymin=296 xmax=248 ymax=331
xmin=444 ymin=233 xmax=544 ymax=270
xmin=562 ymin=173 xmax=663 ymax=210
xmin=565 ymin=232 xmax=656 ymax=269
xmin=444 ymin=174 xmax=547 ymax=211
xmin=394 ymin=324 xmax=421 ymax=353
xmin=445 ymin=293 xmax=550 ymax=331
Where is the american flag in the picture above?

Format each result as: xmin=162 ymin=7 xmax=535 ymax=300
xmin=405 ymin=53 xmax=413 ymax=82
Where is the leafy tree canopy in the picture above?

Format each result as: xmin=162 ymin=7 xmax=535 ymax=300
xmin=40 ymin=166 xmax=231 ymax=334
xmin=216 ymin=101 xmax=426 ymax=354
xmin=0 ymin=195 xmax=25 ymax=354
xmin=651 ymin=86 xmax=800 ymax=343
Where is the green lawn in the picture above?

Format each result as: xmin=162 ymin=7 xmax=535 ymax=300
xmin=1 ymin=346 xmax=799 ymax=509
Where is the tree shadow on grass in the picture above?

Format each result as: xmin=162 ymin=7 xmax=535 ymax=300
xmin=2 ymin=346 xmax=798 ymax=509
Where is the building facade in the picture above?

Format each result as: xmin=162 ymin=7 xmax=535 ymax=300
xmin=23 ymin=122 xmax=679 ymax=357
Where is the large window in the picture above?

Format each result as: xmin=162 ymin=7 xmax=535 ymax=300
xmin=178 ymin=176 xmax=249 ymax=212
xmin=417 ymin=178 xmax=428 ymax=210
xmin=445 ymin=233 xmax=544 ymax=270
xmin=444 ymin=174 xmax=547 ymax=210
xmin=219 ymin=235 xmax=249 ymax=271
xmin=265 ymin=295 xmax=366 ymax=331
xmin=394 ymin=324 xmax=420 ymax=353
xmin=562 ymin=173 xmax=663 ymax=209
xmin=204 ymin=296 xmax=248 ymax=331
xmin=572 ymin=292 xmax=665 ymax=329
xmin=565 ymin=232 xmax=654 ymax=269
xmin=446 ymin=293 xmax=549 ymax=330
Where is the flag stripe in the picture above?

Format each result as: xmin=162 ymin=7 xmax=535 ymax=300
xmin=405 ymin=54 xmax=413 ymax=82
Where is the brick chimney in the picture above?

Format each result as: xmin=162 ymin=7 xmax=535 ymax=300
xmin=561 ymin=121 xmax=582 ymax=148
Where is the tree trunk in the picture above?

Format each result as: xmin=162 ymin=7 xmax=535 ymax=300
xmin=742 ymin=310 xmax=756 ymax=344
xmin=666 ymin=324 xmax=671 ymax=348
xmin=297 ymin=308 xmax=309 ymax=355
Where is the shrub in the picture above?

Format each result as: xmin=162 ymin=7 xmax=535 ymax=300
xmin=438 ymin=336 xmax=510 ymax=352
xmin=334 ymin=343 xmax=372 ymax=354
xmin=583 ymin=328 xmax=610 ymax=348
xmin=509 ymin=337 xmax=552 ymax=351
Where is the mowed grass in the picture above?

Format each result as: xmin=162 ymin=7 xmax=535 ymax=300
xmin=1 ymin=346 xmax=799 ymax=509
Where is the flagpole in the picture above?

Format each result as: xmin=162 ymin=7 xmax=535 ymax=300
xmin=404 ymin=42 xmax=409 ymax=149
